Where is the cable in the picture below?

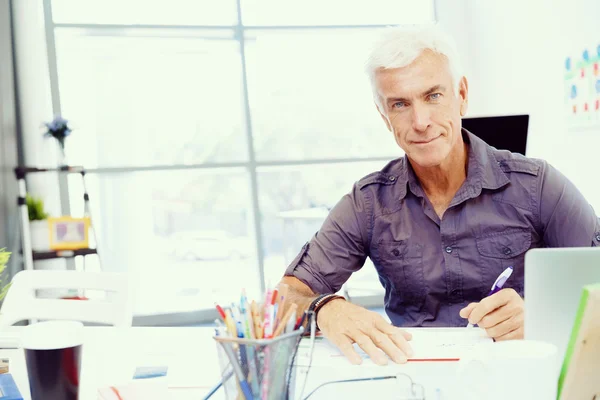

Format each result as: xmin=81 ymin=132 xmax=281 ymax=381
xmin=202 ymin=369 xmax=233 ymax=400
xmin=302 ymin=376 xmax=397 ymax=400
xmin=285 ymin=326 xmax=305 ymax=400
xmin=296 ymin=311 xmax=317 ymax=400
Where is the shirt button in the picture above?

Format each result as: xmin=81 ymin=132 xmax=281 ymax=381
xmin=503 ymin=247 xmax=512 ymax=255
xmin=388 ymin=176 xmax=396 ymax=182
xmin=445 ymin=246 xmax=453 ymax=254
xmin=392 ymin=249 xmax=400 ymax=257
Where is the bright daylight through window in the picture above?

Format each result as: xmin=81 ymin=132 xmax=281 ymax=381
xmin=47 ymin=0 xmax=435 ymax=321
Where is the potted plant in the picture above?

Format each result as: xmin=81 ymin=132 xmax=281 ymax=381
xmin=43 ymin=115 xmax=73 ymax=165
xmin=27 ymin=194 xmax=51 ymax=251
xmin=0 ymin=248 xmax=11 ymax=302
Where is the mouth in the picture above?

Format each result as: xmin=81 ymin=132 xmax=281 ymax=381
xmin=412 ymin=136 xmax=440 ymax=145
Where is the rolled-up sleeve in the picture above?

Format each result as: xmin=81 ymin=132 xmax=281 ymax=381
xmin=538 ymin=161 xmax=600 ymax=247
xmin=284 ymin=183 xmax=371 ymax=294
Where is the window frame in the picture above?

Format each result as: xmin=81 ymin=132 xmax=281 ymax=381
xmin=42 ymin=0 xmax=436 ymax=325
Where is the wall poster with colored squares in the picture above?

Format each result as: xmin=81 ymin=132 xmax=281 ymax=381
xmin=564 ymin=43 xmax=600 ymax=128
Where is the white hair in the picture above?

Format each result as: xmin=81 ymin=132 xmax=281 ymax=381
xmin=365 ymin=24 xmax=464 ymax=105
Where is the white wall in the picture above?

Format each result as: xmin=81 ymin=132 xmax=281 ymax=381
xmin=438 ymin=0 xmax=600 ymax=211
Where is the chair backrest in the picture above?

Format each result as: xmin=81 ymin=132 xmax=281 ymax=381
xmin=0 ymin=270 xmax=132 ymax=328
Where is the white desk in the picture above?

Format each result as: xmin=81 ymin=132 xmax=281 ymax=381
xmin=0 ymin=326 xmax=482 ymax=400
xmin=1 ymin=327 xmax=223 ymax=400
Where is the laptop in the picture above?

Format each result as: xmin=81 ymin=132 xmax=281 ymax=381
xmin=462 ymin=114 xmax=529 ymax=155
xmin=524 ymin=247 xmax=600 ymax=366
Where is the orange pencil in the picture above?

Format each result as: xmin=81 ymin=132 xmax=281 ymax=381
xmin=257 ymin=320 xmax=264 ymax=340
xmin=272 ymin=304 xmax=297 ymax=338
xmin=270 ymin=288 xmax=278 ymax=306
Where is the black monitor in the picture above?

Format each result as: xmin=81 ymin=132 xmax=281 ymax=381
xmin=462 ymin=114 xmax=529 ymax=155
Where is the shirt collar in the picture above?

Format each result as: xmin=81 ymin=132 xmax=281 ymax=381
xmin=395 ymin=128 xmax=510 ymax=201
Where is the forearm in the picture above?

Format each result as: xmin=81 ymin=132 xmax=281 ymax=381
xmin=279 ymin=276 xmax=318 ymax=315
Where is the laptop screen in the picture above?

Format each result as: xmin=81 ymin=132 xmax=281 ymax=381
xmin=462 ymin=114 xmax=529 ymax=155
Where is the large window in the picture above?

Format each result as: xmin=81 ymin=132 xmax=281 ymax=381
xmin=46 ymin=0 xmax=435 ymax=321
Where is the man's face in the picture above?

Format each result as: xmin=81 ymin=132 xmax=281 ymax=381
xmin=374 ymin=50 xmax=468 ymax=168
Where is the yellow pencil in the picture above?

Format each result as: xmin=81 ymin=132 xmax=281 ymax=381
xmin=251 ymin=300 xmax=262 ymax=339
xmin=224 ymin=309 xmax=237 ymax=338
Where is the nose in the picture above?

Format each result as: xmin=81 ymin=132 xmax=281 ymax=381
xmin=411 ymin=103 xmax=431 ymax=133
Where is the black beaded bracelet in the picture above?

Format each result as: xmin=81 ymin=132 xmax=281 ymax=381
xmin=308 ymin=293 xmax=346 ymax=330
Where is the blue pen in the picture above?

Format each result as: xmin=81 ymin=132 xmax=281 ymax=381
xmin=467 ymin=266 xmax=513 ymax=327
xmin=231 ymin=304 xmax=251 ymax=385
xmin=239 ymin=297 xmax=260 ymax=397
xmin=221 ymin=341 xmax=254 ymax=400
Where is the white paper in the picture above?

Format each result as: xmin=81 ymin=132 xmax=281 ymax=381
xmin=297 ymin=328 xmax=492 ymax=367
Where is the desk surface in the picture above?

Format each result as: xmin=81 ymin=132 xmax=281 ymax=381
xmin=0 ymin=326 xmax=485 ymax=400
xmin=1 ymin=327 xmax=222 ymax=400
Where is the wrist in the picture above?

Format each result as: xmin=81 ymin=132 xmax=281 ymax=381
xmin=308 ymin=293 xmax=346 ymax=330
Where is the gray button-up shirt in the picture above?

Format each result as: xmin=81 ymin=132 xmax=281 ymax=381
xmin=285 ymin=130 xmax=600 ymax=327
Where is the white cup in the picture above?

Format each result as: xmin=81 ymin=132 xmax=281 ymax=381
xmin=452 ymin=340 xmax=559 ymax=400
xmin=22 ymin=320 xmax=84 ymax=351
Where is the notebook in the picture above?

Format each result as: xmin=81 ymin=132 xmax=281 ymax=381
xmin=0 ymin=374 xmax=23 ymax=400
xmin=558 ymin=283 xmax=600 ymax=400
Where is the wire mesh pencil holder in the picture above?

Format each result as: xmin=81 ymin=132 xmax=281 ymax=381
xmin=214 ymin=328 xmax=305 ymax=400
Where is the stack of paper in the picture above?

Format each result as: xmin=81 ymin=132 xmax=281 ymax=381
xmin=98 ymin=379 xmax=169 ymax=400
xmin=98 ymin=365 xmax=170 ymax=400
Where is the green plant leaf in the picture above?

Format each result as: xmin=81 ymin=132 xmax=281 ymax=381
xmin=0 ymin=248 xmax=11 ymax=301
xmin=26 ymin=194 xmax=49 ymax=221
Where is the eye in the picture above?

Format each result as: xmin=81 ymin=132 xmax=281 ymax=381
xmin=392 ymin=101 xmax=407 ymax=109
xmin=428 ymin=93 xmax=442 ymax=101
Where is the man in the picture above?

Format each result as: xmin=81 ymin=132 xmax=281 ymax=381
xmin=279 ymin=24 xmax=600 ymax=366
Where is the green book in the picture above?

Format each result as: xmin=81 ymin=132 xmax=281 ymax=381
xmin=557 ymin=283 xmax=600 ymax=400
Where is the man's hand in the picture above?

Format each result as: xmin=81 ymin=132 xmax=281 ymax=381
xmin=316 ymin=299 xmax=413 ymax=366
xmin=459 ymin=288 xmax=524 ymax=340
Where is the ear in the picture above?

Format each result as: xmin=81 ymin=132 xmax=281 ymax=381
xmin=458 ymin=76 xmax=469 ymax=117
xmin=375 ymin=101 xmax=392 ymax=132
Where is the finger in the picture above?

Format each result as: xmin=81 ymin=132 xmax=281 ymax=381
xmin=476 ymin=289 xmax=523 ymax=327
xmin=486 ymin=312 xmax=524 ymax=339
xmin=401 ymin=329 xmax=413 ymax=341
xmin=494 ymin=325 xmax=524 ymax=341
xmin=374 ymin=319 xmax=414 ymax=355
xmin=373 ymin=316 xmax=412 ymax=340
xmin=379 ymin=321 xmax=413 ymax=341
xmin=468 ymin=292 xmax=511 ymax=325
xmin=352 ymin=332 xmax=388 ymax=365
xmin=459 ymin=302 xmax=478 ymax=319
xmin=478 ymin=303 xmax=514 ymax=329
xmin=330 ymin=334 xmax=363 ymax=365
xmin=369 ymin=330 xmax=407 ymax=364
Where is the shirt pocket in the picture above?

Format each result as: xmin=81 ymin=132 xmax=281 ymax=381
xmin=376 ymin=241 xmax=426 ymax=308
xmin=475 ymin=228 xmax=531 ymax=296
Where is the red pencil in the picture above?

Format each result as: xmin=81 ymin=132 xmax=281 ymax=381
xmin=294 ymin=315 xmax=303 ymax=330
xmin=270 ymin=289 xmax=278 ymax=306
xmin=215 ymin=303 xmax=227 ymax=321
